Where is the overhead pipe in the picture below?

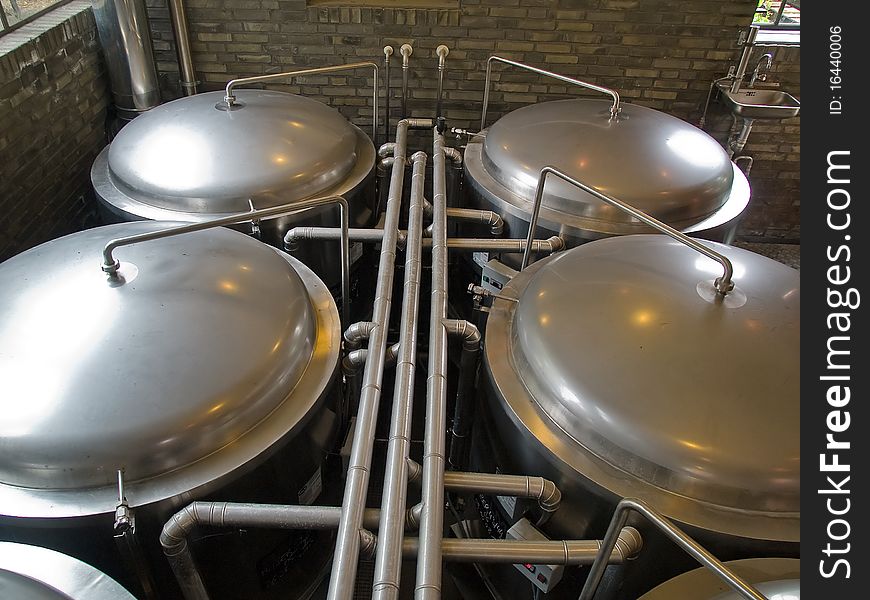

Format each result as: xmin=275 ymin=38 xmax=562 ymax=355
xmin=400 ymin=44 xmax=413 ymax=119
xmin=414 ymin=127 xmax=451 ymax=600
xmin=383 ymin=46 xmax=393 ymax=143
xmin=372 ymin=151 xmax=428 ymax=600
xmin=161 ymin=503 xmax=421 ymax=600
xmin=167 ymin=0 xmax=199 ymax=96
xmin=406 ymin=462 xmax=562 ymax=521
xmin=326 ymin=117 xmax=433 ymax=600
xmin=102 ymin=195 xmax=350 ymax=327
xmin=425 ymin=208 xmax=503 ymax=237
xmin=223 ymin=62 xmax=380 ymax=145
xmin=403 ymin=528 xmax=642 ymax=565
xmin=522 ymin=166 xmax=734 ymax=296
xmin=435 ymin=45 xmax=449 ymax=121
xmin=283 ymin=225 xmax=561 ymax=255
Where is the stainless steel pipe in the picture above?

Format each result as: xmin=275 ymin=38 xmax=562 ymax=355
xmin=167 ymin=0 xmax=198 ymax=95
xmin=100 ymin=195 xmax=351 ymax=327
xmin=579 ymin=498 xmax=763 ymax=600
xmin=326 ymin=117 xmax=432 ymax=600
xmin=92 ymin=0 xmax=161 ymax=118
xmin=435 ymin=45 xmax=449 ymax=120
xmin=284 ymin=226 xmax=562 ymax=255
xmin=384 ymin=46 xmax=393 ymax=143
xmin=400 ymin=44 xmax=413 ymax=119
xmin=403 ymin=528 xmax=642 ymax=565
xmin=223 ymin=62 xmax=380 ymax=144
xmin=480 ymin=56 xmax=621 ymax=129
xmin=372 ymin=151 xmax=428 ymax=600
xmin=414 ymin=127 xmax=450 ymax=600
xmin=522 ymin=166 xmax=734 ymax=294
xmin=425 ymin=207 xmax=504 ymax=237
xmin=161 ymin=503 xmax=419 ymax=600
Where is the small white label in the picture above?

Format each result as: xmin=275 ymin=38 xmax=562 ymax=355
xmin=298 ymin=466 xmax=323 ymax=505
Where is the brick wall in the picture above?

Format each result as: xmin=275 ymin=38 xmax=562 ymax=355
xmin=0 ymin=2 xmax=109 ymax=262
xmin=144 ymin=0 xmax=800 ymax=241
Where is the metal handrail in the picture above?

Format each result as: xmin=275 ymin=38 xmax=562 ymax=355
xmin=101 ymin=195 xmax=351 ymax=327
xmin=223 ymin=61 xmax=380 ymax=144
xmin=480 ymin=56 xmax=621 ymax=130
xmin=578 ymin=498 xmax=767 ymax=600
xmin=522 ymin=166 xmax=735 ymax=295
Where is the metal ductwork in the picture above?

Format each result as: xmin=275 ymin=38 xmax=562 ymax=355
xmin=92 ymin=0 xmax=162 ymax=119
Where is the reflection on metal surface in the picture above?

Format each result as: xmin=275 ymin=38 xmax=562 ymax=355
xmin=0 ymin=222 xmax=339 ymax=517
xmin=640 ymin=558 xmax=799 ymax=599
xmin=484 ymin=235 xmax=800 ymax=543
xmin=0 ymin=542 xmax=137 ymax=599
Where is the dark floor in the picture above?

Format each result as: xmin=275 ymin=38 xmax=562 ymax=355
xmin=733 ymin=242 xmax=800 ymax=270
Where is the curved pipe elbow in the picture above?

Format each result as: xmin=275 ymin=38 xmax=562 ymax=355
xmin=344 ymin=321 xmax=377 ymax=348
xmin=613 ymin=526 xmax=643 ymax=562
xmin=442 ymin=146 xmax=462 ymax=165
xmin=443 ymin=319 xmax=481 ymax=351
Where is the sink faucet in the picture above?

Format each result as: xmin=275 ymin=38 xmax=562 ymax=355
xmin=749 ymin=53 xmax=773 ymax=87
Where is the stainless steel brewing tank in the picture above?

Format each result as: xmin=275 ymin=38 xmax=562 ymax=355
xmin=480 ymin=235 xmax=798 ymax=596
xmin=0 ymin=542 xmax=137 ymax=599
xmin=639 ymin=558 xmax=799 ymax=599
xmin=0 ymin=222 xmax=341 ymax=597
xmin=463 ymin=99 xmax=750 ymax=257
xmin=91 ymin=90 xmax=377 ymax=287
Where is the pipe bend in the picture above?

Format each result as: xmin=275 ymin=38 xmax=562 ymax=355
xmin=535 ymin=477 xmax=562 ymax=514
xmin=360 ymin=529 xmax=379 ymax=559
xmin=613 ymin=526 xmax=643 ymax=562
xmin=443 ymin=319 xmax=481 ymax=350
xmin=442 ymin=146 xmax=462 ymax=165
xmin=160 ymin=502 xmax=225 ymax=557
xmin=344 ymin=321 xmax=377 ymax=347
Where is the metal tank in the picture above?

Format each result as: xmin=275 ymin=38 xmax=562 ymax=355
xmin=0 ymin=222 xmax=341 ymax=599
xmin=639 ymin=558 xmax=799 ymax=599
xmin=91 ymin=89 xmax=376 ymax=288
xmin=0 ymin=542 xmax=137 ymax=599
xmin=476 ymin=234 xmax=799 ymax=597
xmin=463 ymin=97 xmax=751 ymax=266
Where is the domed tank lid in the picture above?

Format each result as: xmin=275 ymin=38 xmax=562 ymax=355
xmin=494 ymin=235 xmax=799 ymax=517
xmin=0 ymin=542 xmax=137 ymax=599
xmin=106 ymin=90 xmax=361 ymax=213
xmin=481 ymin=99 xmax=734 ymax=229
xmin=0 ymin=222 xmax=336 ymax=499
xmin=639 ymin=558 xmax=799 ymax=599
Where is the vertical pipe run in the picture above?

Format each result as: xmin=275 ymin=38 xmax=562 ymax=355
xmin=444 ymin=320 xmax=481 ymax=471
xmin=414 ymin=128 xmax=450 ymax=600
xmin=401 ymin=44 xmax=413 ymax=119
xmin=435 ymin=45 xmax=449 ymax=121
xmin=384 ymin=46 xmax=394 ymax=143
xmin=372 ymin=151 xmax=428 ymax=600
xmin=326 ymin=118 xmax=427 ymax=600
xmin=168 ymin=0 xmax=199 ymax=95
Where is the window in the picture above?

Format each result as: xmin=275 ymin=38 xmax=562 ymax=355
xmin=1 ymin=0 xmax=73 ymax=35
xmin=753 ymin=0 xmax=801 ymax=29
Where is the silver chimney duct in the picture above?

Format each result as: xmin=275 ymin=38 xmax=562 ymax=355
xmin=92 ymin=0 xmax=161 ymax=119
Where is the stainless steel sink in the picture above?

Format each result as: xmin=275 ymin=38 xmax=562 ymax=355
xmin=718 ymin=87 xmax=801 ymax=120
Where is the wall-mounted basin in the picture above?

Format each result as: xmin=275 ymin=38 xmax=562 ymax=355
xmin=719 ymin=87 xmax=801 ymax=120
